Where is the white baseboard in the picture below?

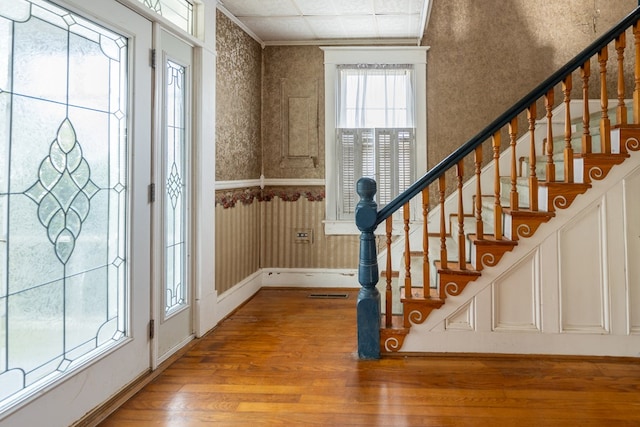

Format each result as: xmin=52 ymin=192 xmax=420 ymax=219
xmin=214 ymin=271 xmax=263 ymax=324
xmin=261 ymin=268 xmax=359 ymax=288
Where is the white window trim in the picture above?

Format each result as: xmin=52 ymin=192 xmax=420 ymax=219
xmin=321 ymin=46 xmax=428 ymax=235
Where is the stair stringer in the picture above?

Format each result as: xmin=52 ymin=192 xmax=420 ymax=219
xmin=398 ymin=149 xmax=640 ymax=357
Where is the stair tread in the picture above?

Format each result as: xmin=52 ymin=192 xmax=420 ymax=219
xmin=502 ymin=207 xmax=555 ymax=217
xmin=380 ymin=314 xmax=407 ymax=330
xmin=468 ymin=234 xmax=518 ymax=246
xmin=401 ymin=286 xmax=441 ymax=301
xmin=434 ymin=261 xmax=482 ymax=276
xmin=574 ymin=152 xmax=630 ymax=159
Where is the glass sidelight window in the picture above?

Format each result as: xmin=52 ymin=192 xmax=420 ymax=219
xmin=164 ymin=58 xmax=187 ymax=317
xmin=0 ymin=0 xmax=129 ymax=410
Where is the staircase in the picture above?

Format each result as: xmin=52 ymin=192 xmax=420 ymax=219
xmin=354 ymin=8 xmax=640 ymax=359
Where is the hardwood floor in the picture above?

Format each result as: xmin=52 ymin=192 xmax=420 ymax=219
xmin=100 ymin=289 xmax=640 ymax=426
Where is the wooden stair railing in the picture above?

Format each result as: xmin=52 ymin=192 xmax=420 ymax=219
xmin=355 ymin=7 xmax=640 ymax=359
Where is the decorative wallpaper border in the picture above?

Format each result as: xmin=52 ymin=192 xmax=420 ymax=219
xmin=216 ymin=186 xmax=325 ymax=208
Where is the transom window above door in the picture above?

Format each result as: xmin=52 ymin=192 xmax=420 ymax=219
xmin=134 ymin=0 xmax=194 ymax=34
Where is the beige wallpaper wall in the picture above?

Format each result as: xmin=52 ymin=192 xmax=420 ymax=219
xmin=215 ymin=11 xmax=262 ymax=293
xmin=262 ymin=46 xmax=325 ymax=179
xmin=423 ymin=0 xmax=637 ymax=169
xmin=215 ymin=10 xmax=262 ymax=181
xmin=215 ymin=199 xmax=260 ymax=294
xmin=260 ymin=195 xmax=359 ymax=269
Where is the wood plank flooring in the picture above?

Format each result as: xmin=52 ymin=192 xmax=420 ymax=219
xmin=100 ymin=289 xmax=640 ymax=426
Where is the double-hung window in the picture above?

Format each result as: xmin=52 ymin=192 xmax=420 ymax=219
xmin=323 ymin=47 xmax=428 ymax=234
xmin=337 ymin=64 xmax=415 ymax=218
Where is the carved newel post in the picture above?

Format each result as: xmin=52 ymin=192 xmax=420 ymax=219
xmin=355 ymin=177 xmax=380 ymax=359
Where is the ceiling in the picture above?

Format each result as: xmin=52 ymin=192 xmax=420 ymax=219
xmin=217 ymin=0 xmax=431 ymax=46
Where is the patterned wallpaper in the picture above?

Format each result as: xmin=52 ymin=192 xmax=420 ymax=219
xmin=215 ymin=10 xmax=262 ymax=181
xmin=262 ymin=46 xmax=325 ymax=179
xmin=422 ymin=0 xmax=636 ymax=170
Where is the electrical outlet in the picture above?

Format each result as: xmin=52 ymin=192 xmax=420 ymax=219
xmin=294 ymin=228 xmax=313 ymax=243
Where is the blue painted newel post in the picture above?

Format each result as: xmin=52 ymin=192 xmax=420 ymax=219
xmin=355 ymin=177 xmax=381 ymax=359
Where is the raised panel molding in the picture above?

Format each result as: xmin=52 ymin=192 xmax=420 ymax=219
xmin=559 ymin=199 xmax=609 ymax=334
xmin=445 ymin=300 xmax=475 ymax=331
xmin=492 ymin=251 xmax=541 ymax=332
xmin=624 ymin=168 xmax=640 ymax=334
xmin=280 ymin=78 xmax=319 ymax=169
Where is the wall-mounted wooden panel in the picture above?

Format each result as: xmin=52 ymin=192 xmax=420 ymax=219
xmin=280 ymin=79 xmax=319 ymax=169
xmin=625 ymin=169 xmax=640 ymax=334
xmin=559 ymin=201 xmax=609 ymax=333
xmin=492 ymin=251 xmax=540 ymax=332
xmin=445 ymin=301 xmax=475 ymax=331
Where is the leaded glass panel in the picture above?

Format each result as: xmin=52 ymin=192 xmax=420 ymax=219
xmin=135 ymin=0 xmax=193 ymax=35
xmin=0 ymin=0 xmax=129 ymax=410
xmin=164 ymin=59 xmax=187 ymax=316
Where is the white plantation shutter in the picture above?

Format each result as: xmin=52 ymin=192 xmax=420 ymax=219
xmin=338 ymin=129 xmax=356 ymax=215
xmin=337 ymin=128 xmax=414 ymax=218
xmin=376 ymin=129 xmax=393 ymax=206
xmin=397 ymin=129 xmax=414 ymax=195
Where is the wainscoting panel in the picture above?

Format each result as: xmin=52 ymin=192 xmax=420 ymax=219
xmin=215 ymin=202 xmax=261 ymax=294
xmin=625 ymin=168 xmax=640 ymax=334
xmin=492 ymin=251 xmax=540 ymax=332
xmin=558 ymin=200 xmax=608 ymax=333
xmin=445 ymin=300 xmax=475 ymax=331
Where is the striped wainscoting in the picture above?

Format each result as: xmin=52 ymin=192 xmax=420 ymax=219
xmin=260 ymin=197 xmax=359 ymax=269
xmin=215 ymin=200 xmax=261 ymax=294
xmin=215 ymin=185 xmax=362 ymax=294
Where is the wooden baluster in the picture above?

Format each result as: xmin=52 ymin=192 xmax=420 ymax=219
xmin=563 ymin=75 xmax=574 ymax=183
xmin=599 ymin=46 xmax=611 ymax=153
xmin=439 ymin=174 xmax=448 ymax=270
xmin=509 ymin=118 xmax=519 ymax=210
xmin=634 ymin=22 xmax=640 ymax=124
xmin=545 ymin=89 xmax=555 ymax=182
xmin=474 ymin=145 xmax=484 ymax=240
xmin=422 ymin=188 xmax=430 ymax=298
xmin=581 ymin=60 xmax=592 ymax=154
xmin=528 ymin=103 xmax=538 ymax=211
xmin=385 ymin=217 xmax=393 ymax=328
xmin=403 ymin=202 xmax=411 ymax=301
xmin=616 ymin=32 xmax=627 ymax=126
xmin=456 ymin=160 xmax=466 ymax=270
xmin=492 ymin=131 xmax=503 ymax=240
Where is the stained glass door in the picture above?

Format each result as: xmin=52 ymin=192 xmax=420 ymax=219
xmin=155 ymin=29 xmax=193 ymax=363
xmin=0 ymin=0 xmax=152 ymax=418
